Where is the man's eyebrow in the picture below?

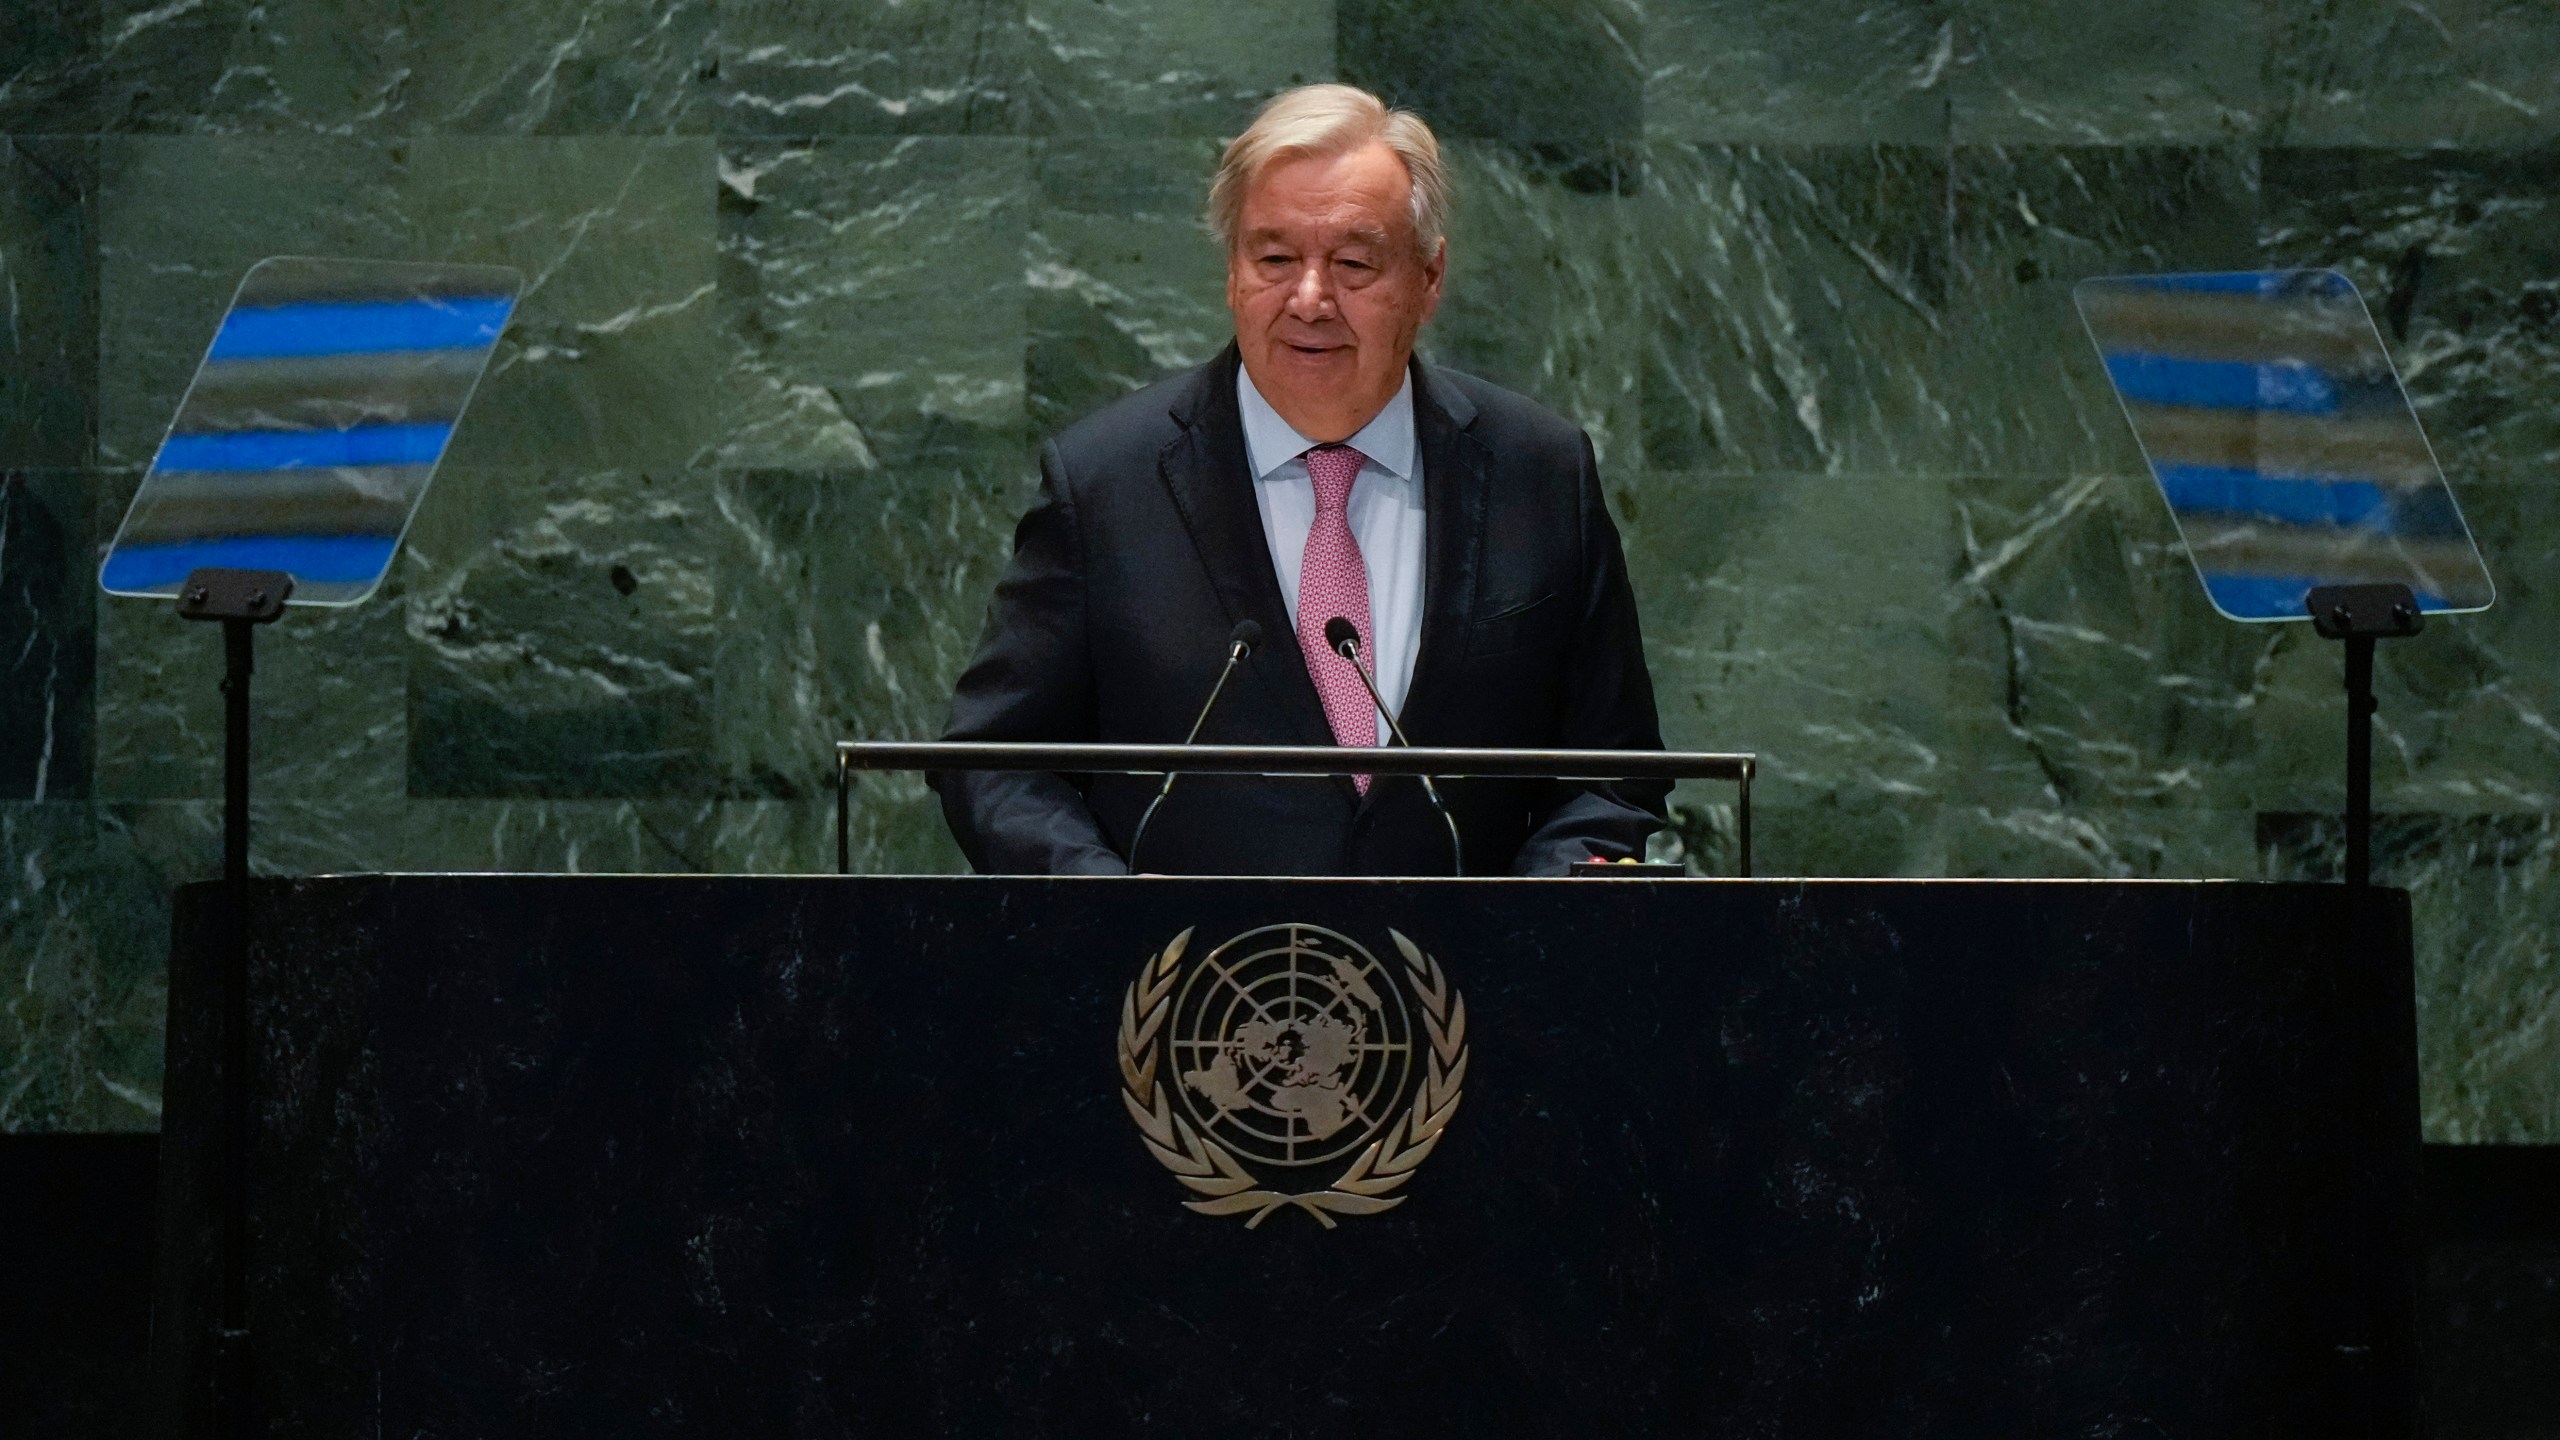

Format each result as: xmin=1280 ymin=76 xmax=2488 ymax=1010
xmin=1238 ymin=224 xmax=1395 ymax=250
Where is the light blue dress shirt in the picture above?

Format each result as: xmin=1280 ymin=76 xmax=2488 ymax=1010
xmin=1236 ymin=367 xmax=1426 ymax=745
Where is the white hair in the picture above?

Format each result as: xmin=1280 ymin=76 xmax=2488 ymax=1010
xmin=1206 ymin=84 xmax=1450 ymax=261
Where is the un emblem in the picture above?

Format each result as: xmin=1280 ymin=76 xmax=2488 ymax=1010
xmin=1118 ymin=924 xmax=1469 ymax=1228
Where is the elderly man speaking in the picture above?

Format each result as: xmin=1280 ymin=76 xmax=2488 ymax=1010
xmin=934 ymin=83 xmax=1667 ymax=876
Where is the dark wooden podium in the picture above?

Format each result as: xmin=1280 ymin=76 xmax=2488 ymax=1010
xmin=155 ymin=876 xmax=2419 ymax=1438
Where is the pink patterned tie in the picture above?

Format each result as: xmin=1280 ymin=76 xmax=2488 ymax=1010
xmin=1296 ymin=444 xmax=1376 ymax=794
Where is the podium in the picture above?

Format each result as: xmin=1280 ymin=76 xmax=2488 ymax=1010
xmin=154 ymin=876 xmax=2419 ymax=1437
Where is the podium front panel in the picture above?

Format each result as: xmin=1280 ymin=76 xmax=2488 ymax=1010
xmin=157 ymin=876 xmax=2419 ymax=1438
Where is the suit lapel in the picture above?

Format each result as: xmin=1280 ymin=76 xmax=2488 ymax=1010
xmin=1157 ymin=346 xmax=1339 ymax=754
xmin=1396 ymin=358 xmax=1486 ymax=746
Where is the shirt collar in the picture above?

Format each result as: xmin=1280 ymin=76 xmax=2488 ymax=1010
xmin=1236 ymin=363 xmax=1417 ymax=484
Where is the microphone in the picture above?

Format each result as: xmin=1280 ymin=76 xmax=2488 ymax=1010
xmin=1125 ymin=620 xmax=1262 ymax=873
xmin=1323 ymin=616 xmax=1464 ymax=876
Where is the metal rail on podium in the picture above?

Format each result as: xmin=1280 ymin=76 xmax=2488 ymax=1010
xmin=832 ymin=742 xmax=1758 ymax=877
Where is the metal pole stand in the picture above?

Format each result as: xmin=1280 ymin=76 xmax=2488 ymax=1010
xmin=175 ymin=567 xmax=292 ymax=1440
xmin=2306 ymin=583 xmax=2422 ymax=889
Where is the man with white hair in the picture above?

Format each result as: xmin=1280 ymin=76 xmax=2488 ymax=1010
xmin=934 ymin=83 xmax=1667 ymax=876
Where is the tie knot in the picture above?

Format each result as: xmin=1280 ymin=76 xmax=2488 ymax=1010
xmin=1304 ymin=444 xmax=1365 ymax=515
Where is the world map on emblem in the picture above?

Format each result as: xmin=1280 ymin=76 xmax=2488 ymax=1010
xmin=1168 ymin=924 xmax=1418 ymax=1167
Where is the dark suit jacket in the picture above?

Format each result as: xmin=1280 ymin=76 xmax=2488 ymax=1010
xmin=933 ymin=344 xmax=1668 ymax=876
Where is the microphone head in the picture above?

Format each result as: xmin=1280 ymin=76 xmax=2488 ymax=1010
xmin=1227 ymin=619 xmax=1262 ymax=656
xmin=1323 ymin=616 xmax=1360 ymax=657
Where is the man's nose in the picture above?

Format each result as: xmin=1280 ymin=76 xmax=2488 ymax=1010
xmin=1285 ymin=261 xmax=1335 ymax=318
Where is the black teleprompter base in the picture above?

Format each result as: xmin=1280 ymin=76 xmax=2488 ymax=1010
xmin=171 ymin=567 xmax=291 ymax=1440
xmin=157 ymin=876 xmax=2421 ymax=1438
xmin=2308 ymin=583 xmax=2426 ymax=888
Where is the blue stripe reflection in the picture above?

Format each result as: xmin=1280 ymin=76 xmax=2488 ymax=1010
xmin=100 ymin=534 xmax=401 ymax=589
xmin=156 ymin=422 xmax=451 ymax=472
xmin=2114 ymin=271 xmax=2352 ymax=300
xmin=2104 ymin=353 xmax=2339 ymax=414
xmin=2155 ymin=465 xmax=2393 ymax=529
xmin=2124 ymin=272 xmax=2280 ymax=296
xmin=2197 ymin=573 xmax=2320 ymax=620
xmin=2201 ymin=571 xmax=2451 ymax=621
xmin=207 ymin=296 xmax=515 ymax=359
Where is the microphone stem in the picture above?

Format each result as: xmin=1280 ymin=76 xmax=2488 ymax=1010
xmin=1183 ymin=647 xmax=1246 ymax=746
xmin=1337 ymin=640 xmax=1465 ymax=877
xmin=1127 ymin=642 xmax=1246 ymax=873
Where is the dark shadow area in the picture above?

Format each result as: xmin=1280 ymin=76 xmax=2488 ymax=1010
xmin=0 ymin=1134 xmax=154 ymax=1438
xmin=0 ymin=1135 xmax=2551 ymax=1437
xmin=2422 ymin=1145 xmax=2560 ymax=1440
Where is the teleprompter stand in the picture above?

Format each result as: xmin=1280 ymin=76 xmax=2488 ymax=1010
xmin=2306 ymin=583 xmax=2422 ymax=889
xmin=175 ymin=566 xmax=292 ymax=1440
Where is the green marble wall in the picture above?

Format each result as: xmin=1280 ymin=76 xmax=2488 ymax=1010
xmin=3 ymin=1 xmax=2556 ymax=1140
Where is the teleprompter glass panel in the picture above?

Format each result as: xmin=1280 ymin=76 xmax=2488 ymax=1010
xmin=100 ymin=256 xmax=522 ymax=607
xmin=2074 ymin=269 xmax=2494 ymax=623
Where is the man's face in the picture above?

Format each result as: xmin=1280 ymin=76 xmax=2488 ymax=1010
xmin=1226 ymin=141 xmax=1445 ymax=444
